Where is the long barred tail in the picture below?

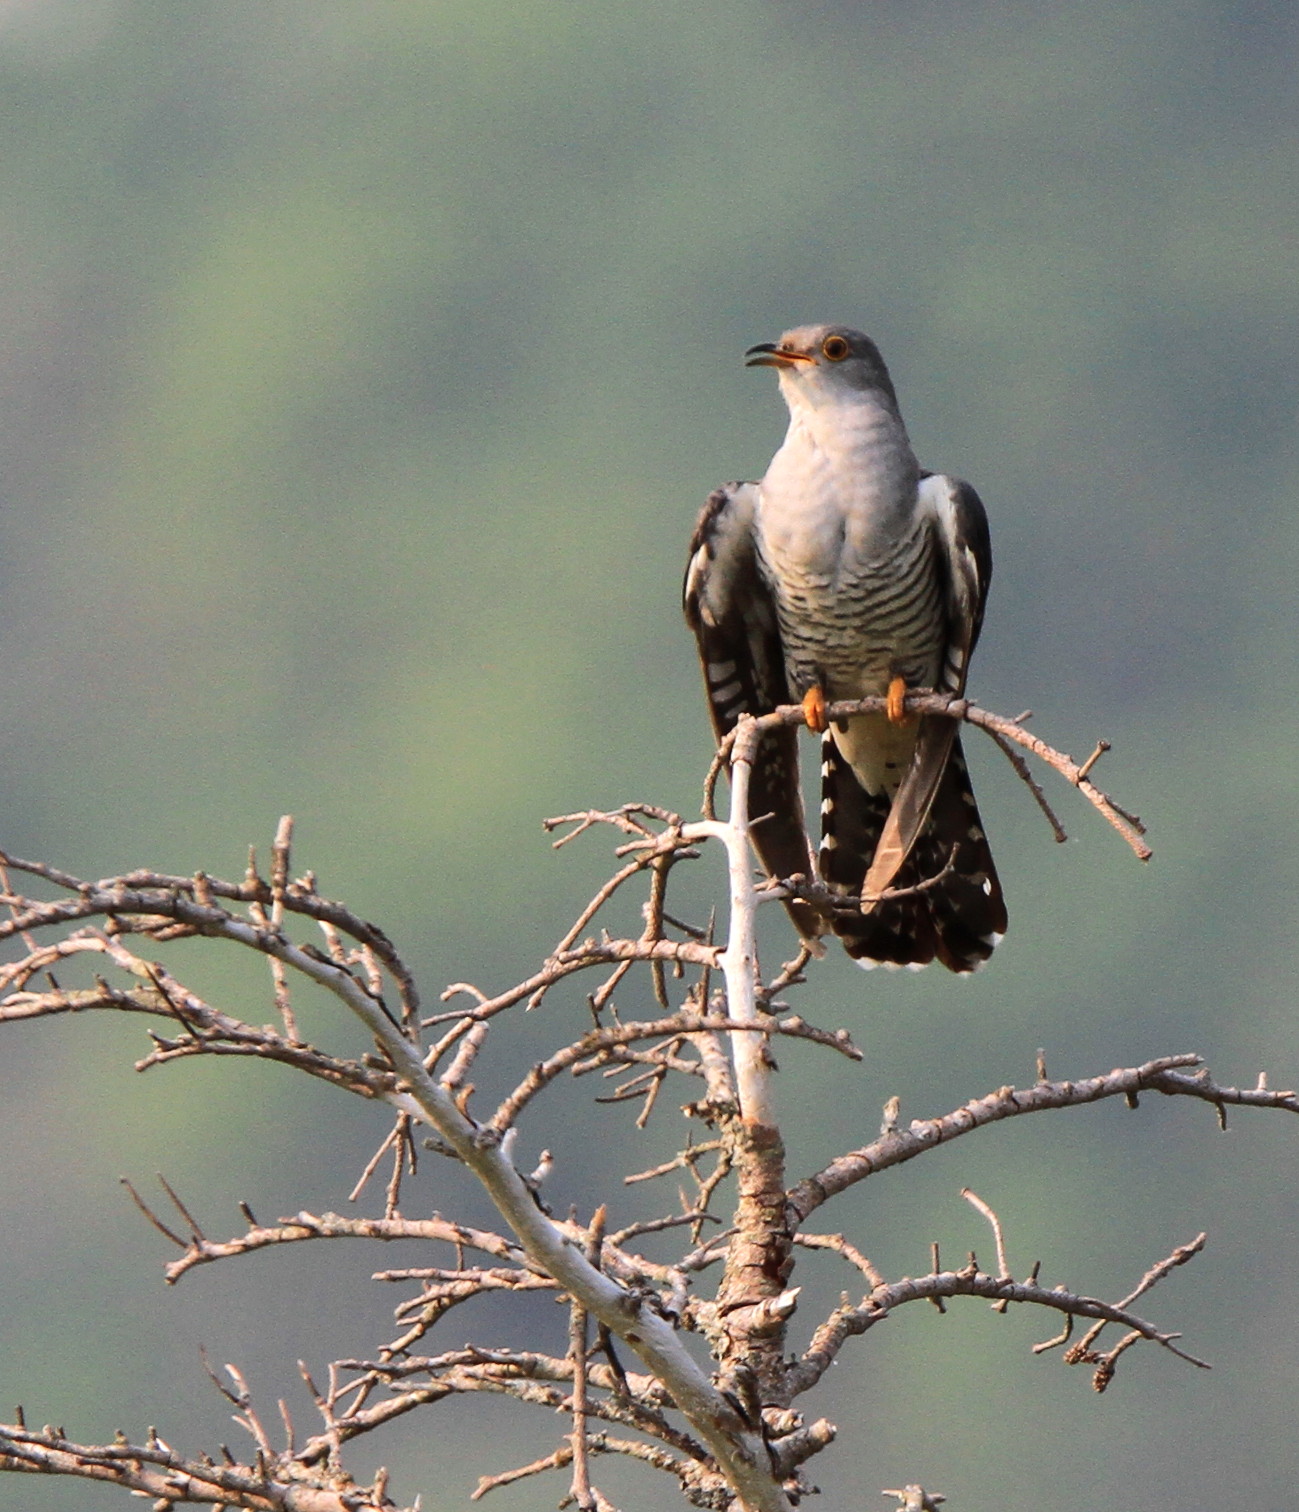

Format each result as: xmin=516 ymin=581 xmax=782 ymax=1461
xmin=819 ymin=733 xmax=1007 ymax=972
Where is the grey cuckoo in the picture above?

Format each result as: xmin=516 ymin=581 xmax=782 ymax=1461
xmin=683 ymin=324 xmax=1006 ymax=972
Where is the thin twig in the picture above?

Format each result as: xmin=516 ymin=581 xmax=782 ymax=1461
xmin=961 ymin=1188 xmax=1011 ymax=1311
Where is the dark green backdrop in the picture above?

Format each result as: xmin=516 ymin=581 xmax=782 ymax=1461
xmin=1 ymin=3 xmax=1296 ymax=1508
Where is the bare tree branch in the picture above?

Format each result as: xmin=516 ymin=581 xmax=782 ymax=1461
xmin=0 ymin=1423 xmax=402 ymax=1510
xmin=0 ymin=692 xmax=1290 ymax=1511
xmin=786 ymin=1245 xmax=1211 ymax=1401
xmin=788 ymin=1056 xmax=1299 ymax=1222
xmin=712 ymin=693 xmax=1151 ymax=862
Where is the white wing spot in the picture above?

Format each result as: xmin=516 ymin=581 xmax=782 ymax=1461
xmin=707 ymin=660 xmax=737 ymax=681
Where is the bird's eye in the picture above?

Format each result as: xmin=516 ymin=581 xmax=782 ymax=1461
xmin=821 ymin=334 xmax=851 ymax=362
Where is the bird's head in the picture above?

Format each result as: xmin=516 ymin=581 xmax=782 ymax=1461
xmin=745 ymin=324 xmax=899 ymax=412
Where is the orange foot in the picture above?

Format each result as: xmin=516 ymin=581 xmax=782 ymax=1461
xmin=801 ymin=684 xmax=828 ymax=733
xmin=886 ymin=675 xmax=912 ymax=726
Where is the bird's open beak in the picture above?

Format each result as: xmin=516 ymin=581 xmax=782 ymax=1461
xmin=745 ymin=342 xmax=814 ymax=369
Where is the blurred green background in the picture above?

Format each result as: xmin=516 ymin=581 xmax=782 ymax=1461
xmin=1 ymin=1 xmax=1296 ymax=1508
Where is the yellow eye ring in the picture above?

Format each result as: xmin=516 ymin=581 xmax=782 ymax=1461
xmin=821 ymin=334 xmax=850 ymax=362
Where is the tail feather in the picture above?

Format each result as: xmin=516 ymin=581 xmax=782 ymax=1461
xmin=820 ymin=733 xmax=1006 ymax=973
xmin=748 ymin=724 xmax=828 ymax=949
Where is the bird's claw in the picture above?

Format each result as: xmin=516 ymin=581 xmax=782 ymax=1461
xmin=801 ymin=685 xmax=828 ymax=733
xmin=886 ymin=675 xmax=912 ymax=726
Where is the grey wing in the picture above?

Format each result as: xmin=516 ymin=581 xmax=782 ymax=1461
xmin=861 ymin=474 xmax=993 ymax=902
xmin=684 ymin=483 xmax=825 ymax=948
xmin=929 ymin=473 xmax=992 ymax=689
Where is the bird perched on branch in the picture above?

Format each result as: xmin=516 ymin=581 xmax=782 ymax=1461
xmin=683 ymin=324 xmax=1006 ymax=971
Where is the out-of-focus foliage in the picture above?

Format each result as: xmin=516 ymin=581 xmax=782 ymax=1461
xmin=0 ymin=2 xmax=1296 ymax=1508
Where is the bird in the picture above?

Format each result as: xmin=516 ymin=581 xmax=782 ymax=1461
xmin=683 ymin=324 xmax=1006 ymax=972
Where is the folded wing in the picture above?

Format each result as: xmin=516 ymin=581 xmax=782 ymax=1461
xmin=683 ymin=483 xmax=826 ymax=949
